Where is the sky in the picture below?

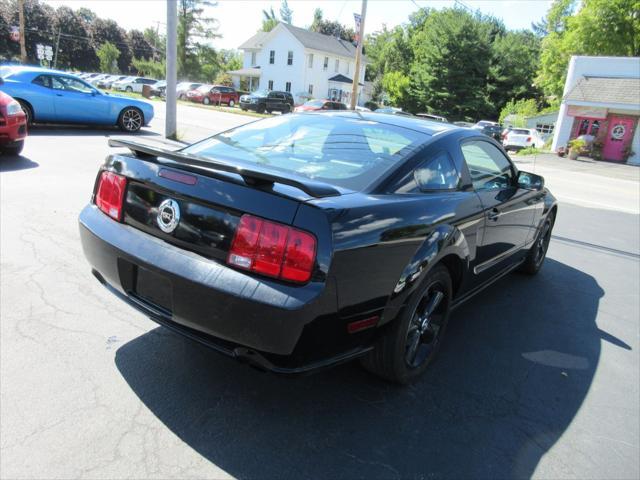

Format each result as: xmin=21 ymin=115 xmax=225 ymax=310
xmin=44 ymin=0 xmax=552 ymax=50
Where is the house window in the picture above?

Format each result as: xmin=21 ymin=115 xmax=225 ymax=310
xmin=268 ymin=80 xmax=274 ymax=90
xmin=323 ymin=56 xmax=329 ymax=71
xmin=308 ymin=84 xmax=313 ymax=95
xmin=285 ymin=82 xmax=291 ymax=93
xmin=308 ymin=54 xmax=314 ymax=68
xmin=536 ymin=123 xmax=555 ymax=135
xmin=269 ymin=50 xmax=275 ymax=64
xmin=334 ymin=59 xmax=339 ymax=73
xmin=287 ymin=51 xmax=293 ymax=65
xmin=251 ymin=52 xmax=256 ymax=66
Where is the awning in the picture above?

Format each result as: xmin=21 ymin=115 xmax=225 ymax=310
xmin=227 ymin=67 xmax=261 ymax=77
xmin=328 ymin=74 xmax=364 ymax=86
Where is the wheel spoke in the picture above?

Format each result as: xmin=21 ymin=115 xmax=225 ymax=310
xmin=424 ymin=290 xmax=444 ymax=317
xmin=405 ymin=330 xmax=420 ymax=366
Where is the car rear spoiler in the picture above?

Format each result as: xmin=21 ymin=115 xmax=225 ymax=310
xmin=107 ymin=138 xmax=341 ymax=198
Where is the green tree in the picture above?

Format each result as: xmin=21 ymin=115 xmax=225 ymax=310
xmin=178 ymin=0 xmax=220 ymax=79
xmin=409 ymin=8 xmax=493 ymax=119
xmin=143 ymin=26 xmax=165 ymax=60
xmin=96 ymin=41 xmax=120 ymax=73
xmin=261 ymin=7 xmax=278 ymax=32
xmin=131 ymin=57 xmax=165 ymax=78
xmin=535 ymin=0 xmax=577 ymax=98
xmin=214 ymin=71 xmax=233 ymax=86
xmin=53 ymin=6 xmax=98 ymax=70
xmin=90 ymin=18 xmax=132 ymax=73
xmin=219 ymin=49 xmax=242 ymax=71
xmin=309 ymin=8 xmax=355 ymax=42
xmin=565 ymin=0 xmax=640 ymax=56
xmin=499 ymin=98 xmax=539 ymax=125
xmin=128 ymin=29 xmax=154 ymax=62
xmin=489 ymin=30 xmax=542 ymax=109
xmin=365 ymin=25 xmax=412 ymax=81
xmin=381 ymin=71 xmax=411 ymax=108
xmin=279 ymin=0 xmax=293 ymax=24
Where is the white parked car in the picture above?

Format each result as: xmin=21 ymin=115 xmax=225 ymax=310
xmin=503 ymin=128 xmax=546 ymax=151
xmin=114 ymin=77 xmax=158 ymax=93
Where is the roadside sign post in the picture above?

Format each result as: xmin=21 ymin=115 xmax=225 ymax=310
xmin=165 ymin=0 xmax=178 ymax=140
xmin=350 ymin=0 xmax=368 ymax=110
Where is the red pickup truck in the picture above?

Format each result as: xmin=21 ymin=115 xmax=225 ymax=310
xmin=0 ymin=89 xmax=27 ymax=155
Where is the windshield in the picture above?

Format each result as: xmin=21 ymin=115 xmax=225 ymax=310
xmin=252 ymin=90 xmax=269 ymax=97
xmin=196 ymin=85 xmax=211 ymax=92
xmin=304 ymin=100 xmax=325 ymax=107
xmin=511 ymin=129 xmax=530 ymax=135
xmin=183 ymin=115 xmax=429 ymax=191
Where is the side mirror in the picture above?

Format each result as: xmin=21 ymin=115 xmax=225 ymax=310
xmin=517 ymin=171 xmax=544 ymax=191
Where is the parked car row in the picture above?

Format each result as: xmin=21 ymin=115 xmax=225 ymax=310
xmin=0 ymin=66 xmax=154 ymax=133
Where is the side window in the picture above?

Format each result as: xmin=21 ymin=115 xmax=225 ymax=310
xmin=395 ymin=151 xmax=460 ymax=193
xmin=32 ymin=75 xmax=52 ymax=88
xmin=52 ymin=76 xmax=93 ymax=93
xmin=461 ymin=140 xmax=513 ymax=190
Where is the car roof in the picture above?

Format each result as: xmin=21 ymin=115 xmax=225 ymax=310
xmin=300 ymin=111 xmax=459 ymax=136
xmin=2 ymin=65 xmax=75 ymax=77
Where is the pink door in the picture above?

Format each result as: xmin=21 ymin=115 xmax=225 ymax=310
xmin=603 ymin=117 xmax=634 ymax=161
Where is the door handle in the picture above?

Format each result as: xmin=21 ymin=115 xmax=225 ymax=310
xmin=488 ymin=208 xmax=500 ymax=221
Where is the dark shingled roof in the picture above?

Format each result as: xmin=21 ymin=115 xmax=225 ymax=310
xmin=564 ymin=76 xmax=640 ymax=106
xmin=239 ymin=23 xmax=367 ymax=62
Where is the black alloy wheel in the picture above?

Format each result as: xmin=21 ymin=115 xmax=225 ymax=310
xmin=405 ymin=282 xmax=447 ymax=369
xmin=520 ymin=212 xmax=555 ymax=275
xmin=360 ymin=264 xmax=452 ymax=384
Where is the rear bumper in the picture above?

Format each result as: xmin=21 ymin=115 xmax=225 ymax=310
xmin=79 ymin=205 xmax=371 ymax=373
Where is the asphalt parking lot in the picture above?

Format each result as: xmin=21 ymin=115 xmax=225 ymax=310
xmin=1 ymin=108 xmax=639 ymax=479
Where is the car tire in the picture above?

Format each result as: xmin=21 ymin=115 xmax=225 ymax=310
xmin=360 ymin=264 xmax=452 ymax=384
xmin=125 ymin=86 xmax=133 ymax=93
xmin=16 ymin=100 xmax=33 ymax=126
xmin=520 ymin=211 xmax=555 ymax=275
xmin=229 ymin=100 xmax=235 ymax=107
xmin=257 ymin=105 xmax=266 ymax=114
xmin=282 ymin=105 xmax=291 ymax=114
xmin=0 ymin=140 xmax=24 ymax=156
xmin=117 ymin=107 xmax=144 ymax=133
xmin=203 ymin=97 xmax=210 ymax=105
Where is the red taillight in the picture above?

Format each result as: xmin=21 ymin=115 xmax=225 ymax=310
xmin=526 ymin=137 xmax=532 ymax=142
xmin=95 ymin=171 xmax=127 ymax=221
xmin=227 ymin=214 xmax=317 ymax=283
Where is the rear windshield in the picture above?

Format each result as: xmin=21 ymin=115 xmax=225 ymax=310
xmin=305 ymin=100 xmax=325 ymax=107
xmin=183 ymin=115 xmax=429 ymax=191
xmin=511 ymin=129 xmax=530 ymax=135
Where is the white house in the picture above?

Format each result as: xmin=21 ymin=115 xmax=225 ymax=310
xmin=228 ymin=23 xmax=369 ymax=106
xmin=551 ymin=56 xmax=640 ymax=165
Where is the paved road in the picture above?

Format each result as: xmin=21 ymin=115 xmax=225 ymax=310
xmin=1 ymin=107 xmax=639 ymax=479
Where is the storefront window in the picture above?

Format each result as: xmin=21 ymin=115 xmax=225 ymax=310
xmin=578 ymin=119 xmax=590 ymax=135
xmin=591 ymin=120 xmax=600 ymax=137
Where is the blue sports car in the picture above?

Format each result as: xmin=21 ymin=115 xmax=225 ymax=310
xmin=0 ymin=66 xmax=154 ymax=132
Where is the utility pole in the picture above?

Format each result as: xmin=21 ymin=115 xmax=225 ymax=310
xmin=165 ymin=0 xmax=177 ymax=139
xmin=53 ymin=29 xmax=61 ymax=69
xmin=18 ymin=0 xmax=27 ymax=64
xmin=350 ymin=0 xmax=367 ymax=110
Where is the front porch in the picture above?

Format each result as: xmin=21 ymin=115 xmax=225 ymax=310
xmin=227 ymin=67 xmax=261 ymax=92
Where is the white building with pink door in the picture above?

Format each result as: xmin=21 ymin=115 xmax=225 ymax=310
xmin=551 ymin=56 xmax=640 ymax=165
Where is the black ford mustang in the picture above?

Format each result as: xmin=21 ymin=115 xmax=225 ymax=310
xmin=79 ymin=112 xmax=557 ymax=383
